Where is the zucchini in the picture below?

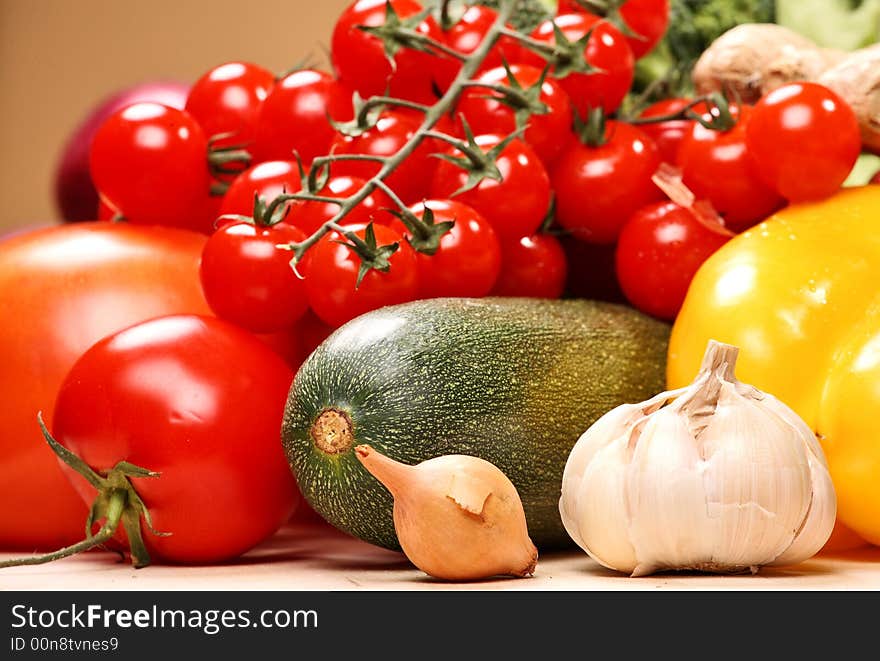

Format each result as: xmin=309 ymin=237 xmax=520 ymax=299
xmin=281 ymin=297 xmax=670 ymax=551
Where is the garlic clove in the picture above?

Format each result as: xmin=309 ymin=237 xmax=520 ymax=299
xmin=698 ymin=383 xmax=813 ymax=570
xmin=627 ymin=406 xmax=716 ymax=577
xmin=559 ymin=403 xmax=643 ymax=551
xmin=755 ymin=390 xmax=837 ymax=564
xmin=355 ymin=445 xmax=538 ymax=581
xmin=572 ymin=429 xmax=639 ymax=572
xmin=560 ymin=389 xmax=689 ymax=553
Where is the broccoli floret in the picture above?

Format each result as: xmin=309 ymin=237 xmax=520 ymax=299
xmin=474 ymin=0 xmax=558 ymax=31
xmin=632 ymin=0 xmax=776 ymax=100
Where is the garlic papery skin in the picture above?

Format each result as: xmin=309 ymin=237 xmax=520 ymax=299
xmin=355 ymin=444 xmax=538 ymax=581
xmin=559 ymin=339 xmax=837 ymax=577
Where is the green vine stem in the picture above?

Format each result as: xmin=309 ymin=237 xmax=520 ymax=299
xmin=0 ymin=413 xmax=167 ymax=570
xmin=275 ymin=0 xmax=520 ymax=269
xmin=624 ymin=91 xmax=739 ymax=131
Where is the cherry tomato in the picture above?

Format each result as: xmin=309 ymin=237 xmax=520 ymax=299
xmin=392 ymin=199 xmax=502 ymax=298
xmin=330 ymin=111 xmax=438 ymax=204
xmin=219 ymin=160 xmax=302 ymax=219
xmin=618 ymin=0 xmax=669 ymax=59
xmin=615 ymin=201 xmax=731 ymax=320
xmin=288 ymin=175 xmax=396 ymax=234
xmin=745 ymin=82 xmax=861 ymax=202
xmin=637 ymin=97 xmax=697 ymax=164
xmin=556 ymin=0 xmax=669 ymax=59
xmin=251 ymin=70 xmax=353 ymax=166
xmin=52 ymin=314 xmax=300 ymax=564
xmin=430 ymin=133 xmax=551 ymax=241
xmin=331 ymin=0 xmax=455 ymax=105
xmin=200 ymin=221 xmax=309 ymax=333
xmin=490 ymin=233 xmax=568 ymax=298
xmin=55 ymin=80 xmax=189 ymax=223
xmin=305 ymin=223 xmax=419 ymax=327
xmin=871 ymin=170 xmax=880 ymax=185
xmin=456 ymin=63 xmax=574 ymax=166
xmin=438 ymin=5 xmax=520 ymax=88
xmin=522 ymin=13 xmax=634 ymax=116
xmin=679 ymin=104 xmax=785 ymax=233
xmin=90 ymin=103 xmax=211 ymax=231
xmin=185 ymin=62 xmax=274 ymax=151
xmin=0 ymin=223 xmax=211 ymax=550
xmin=551 ymin=121 xmax=663 ymax=244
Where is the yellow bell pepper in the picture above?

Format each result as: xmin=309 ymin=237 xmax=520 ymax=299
xmin=667 ymin=185 xmax=880 ymax=546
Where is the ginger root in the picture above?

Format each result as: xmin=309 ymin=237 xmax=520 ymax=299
xmin=818 ymin=44 xmax=880 ymax=154
xmin=693 ymin=23 xmax=879 ymax=155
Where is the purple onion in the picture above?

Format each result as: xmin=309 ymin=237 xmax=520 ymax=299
xmin=53 ymin=80 xmax=190 ymax=222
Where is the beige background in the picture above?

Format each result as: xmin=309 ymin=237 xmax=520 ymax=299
xmin=0 ymin=0 xmax=350 ymax=232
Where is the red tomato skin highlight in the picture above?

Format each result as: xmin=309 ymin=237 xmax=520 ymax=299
xmin=615 ymin=201 xmax=730 ymax=320
xmin=305 ymin=224 xmax=420 ymax=328
xmin=456 ymin=64 xmax=574 ymax=166
xmin=331 ymin=0 xmax=452 ymax=105
xmin=678 ymin=105 xmax=785 ymax=233
xmin=430 ymin=134 xmax=551 ymax=242
xmin=551 ymin=121 xmax=664 ymax=245
xmin=745 ymin=82 xmax=861 ymax=202
xmin=521 ymin=13 xmax=635 ymax=116
xmin=251 ymin=70 xmax=353 ymax=166
xmin=200 ymin=222 xmax=309 ymax=333
xmin=491 ymin=233 xmax=568 ymax=299
xmin=185 ymin=61 xmax=275 ymax=151
xmin=392 ymin=199 xmax=503 ymax=299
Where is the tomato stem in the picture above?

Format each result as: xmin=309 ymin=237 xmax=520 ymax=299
xmin=439 ymin=0 xmax=455 ymax=32
xmin=574 ymin=107 xmax=609 ymax=147
xmin=0 ymin=490 xmax=126 ymax=568
xmin=273 ymin=0 xmax=517 ymax=271
xmin=423 ymin=129 xmax=487 ymax=168
xmin=625 ymin=92 xmax=738 ymax=132
xmin=372 ymin=178 xmax=410 ymax=214
xmin=395 ymin=27 xmax=470 ymax=62
xmin=307 ymin=154 xmax=389 ymax=193
xmin=357 ymin=96 xmax=431 ymax=126
xmin=498 ymin=27 xmax=557 ymax=58
xmin=0 ymin=413 xmax=167 ymax=570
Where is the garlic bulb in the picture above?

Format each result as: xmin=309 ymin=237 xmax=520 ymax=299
xmin=355 ymin=445 xmax=538 ymax=581
xmin=559 ymin=339 xmax=836 ymax=577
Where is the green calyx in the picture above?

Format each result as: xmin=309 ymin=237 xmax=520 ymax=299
xmin=388 ymin=204 xmax=455 ymax=255
xmin=573 ymin=107 xmax=609 ymax=147
xmin=569 ymin=0 xmax=647 ymax=42
xmin=331 ymin=91 xmax=387 ymax=137
xmin=358 ymin=1 xmax=441 ymax=63
xmin=217 ymin=189 xmax=297 ymax=230
xmin=692 ymin=91 xmax=738 ymax=132
xmin=0 ymin=414 xmax=166 ymax=570
xmin=207 ymin=132 xmax=253 ymax=192
xmin=623 ymin=91 xmax=739 ymax=133
xmin=334 ymin=222 xmax=401 ymax=288
xmin=520 ymin=21 xmax=600 ymax=79
xmin=475 ymin=59 xmax=551 ymax=132
xmin=432 ymin=117 xmax=525 ymax=196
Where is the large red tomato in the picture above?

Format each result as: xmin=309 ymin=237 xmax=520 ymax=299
xmin=0 ymin=223 xmax=211 ymax=550
xmin=52 ymin=314 xmax=300 ymax=564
